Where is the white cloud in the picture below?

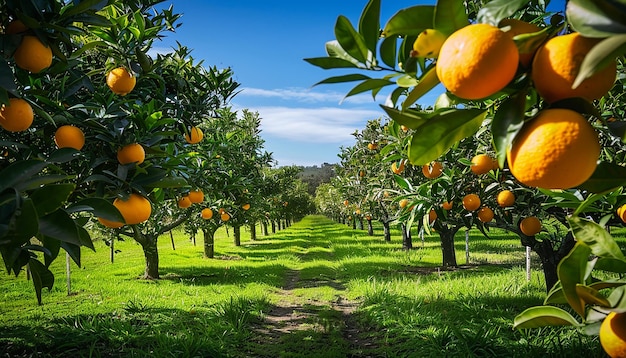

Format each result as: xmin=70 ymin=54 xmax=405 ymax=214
xmin=238 ymin=87 xmax=380 ymax=105
xmin=244 ymin=106 xmax=382 ymax=143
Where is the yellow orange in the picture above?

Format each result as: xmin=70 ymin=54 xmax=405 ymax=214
xmin=617 ymin=204 xmax=626 ymax=223
xmin=117 ymin=143 xmax=145 ymax=165
xmin=422 ymin=161 xmax=443 ymax=179
xmin=185 ymin=126 xmax=203 ymax=144
xmin=428 ymin=209 xmax=437 ymax=224
xmin=477 ymin=207 xmax=494 ymax=223
xmin=178 ymin=196 xmax=192 ymax=208
xmin=436 ymin=23 xmax=519 ymax=100
xmin=499 ymin=19 xmax=542 ymax=68
xmin=201 ymin=208 xmax=213 ymax=220
xmin=532 ymin=32 xmax=616 ymax=103
xmin=98 ymin=193 xmax=151 ymax=227
xmin=367 ymin=142 xmax=378 ymax=150
xmin=399 ymin=199 xmax=409 ymax=208
xmin=391 ymin=160 xmax=406 ymax=175
xmin=14 ymin=35 xmax=52 ymax=73
xmin=220 ymin=212 xmax=231 ymax=221
xmin=599 ymin=312 xmax=626 ymax=358
xmin=54 ymin=125 xmax=85 ymax=150
xmin=462 ymin=194 xmax=481 ymax=211
xmin=242 ymin=203 xmax=251 ymax=211
xmin=0 ymin=98 xmax=33 ymax=132
xmin=442 ymin=201 xmax=453 ymax=210
xmin=188 ymin=190 xmax=204 ymax=203
xmin=471 ymin=154 xmax=495 ymax=175
xmin=520 ymin=216 xmax=541 ymax=236
xmin=106 ymin=67 xmax=136 ymax=96
xmin=507 ymin=109 xmax=600 ymax=189
xmin=497 ymin=190 xmax=516 ymax=208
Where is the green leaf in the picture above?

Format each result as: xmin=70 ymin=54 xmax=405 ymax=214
xmin=568 ymin=216 xmax=626 ymax=260
xmin=343 ymin=79 xmax=394 ymax=101
xmin=30 ymin=184 xmax=75 ymax=217
xmin=380 ymin=106 xmax=433 ymax=130
xmin=567 ymin=0 xmax=626 ymax=37
xmin=60 ymin=0 xmax=108 ymax=17
xmin=595 ymin=257 xmax=626 ymax=273
xmin=66 ymin=198 xmax=124 ymax=222
xmin=513 ymin=305 xmax=581 ymax=329
xmin=576 ymin=284 xmax=612 ymax=307
xmin=11 ymin=198 xmax=39 ymax=245
xmin=434 ymin=0 xmax=469 ymax=35
xmin=304 ymin=57 xmax=359 ymax=70
xmin=0 ymin=160 xmax=47 ymax=193
xmin=477 ymin=0 xmax=530 ymax=26
xmin=41 ymin=236 xmax=61 ymax=268
xmin=573 ymin=35 xmax=626 ymax=89
xmin=382 ymin=6 xmax=435 ymax=37
xmin=402 ymin=66 xmax=440 ymax=110
xmin=380 ymin=36 xmax=398 ymax=68
xmin=326 ymin=40 xmax=363 ymax=67
xmin=312 ymin=74 xmax=371 ymax=87
xmin=39 ymin=210 xmax=81 ymax=246
xmin=491 ymin=91 xmax=527 ymax=168
xmin=407 ymin=109 xmax=487 ymax=165
xmin=0 ymin=58 xmax=17 ymax=95
xmin=28 ymin=258 xmax=54 ymax=305
xmin=335 ymin=15 xmax=371 ymax=65
xmin=139 ymin=176 xmax=188 ymax=189
xmin=358 ymin=0 xmax=381 ymax=55
xmin=557 ymin=242 xmax=592 ymax=318
xmin=61 ymin=242 xmax=82 ymax=267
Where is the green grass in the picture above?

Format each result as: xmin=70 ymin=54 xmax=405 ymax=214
xmin=0 ymin=215 xmax=616 ymax=357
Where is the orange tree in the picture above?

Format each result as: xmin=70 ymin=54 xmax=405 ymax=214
xmin=308 ymin=0 xmax=626 ymax=352
xmin=262 ymin=165 xmax=313 ymax=233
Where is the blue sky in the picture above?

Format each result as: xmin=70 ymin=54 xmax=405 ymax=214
xmin=156 ymin=1 xmax=566 ymax=167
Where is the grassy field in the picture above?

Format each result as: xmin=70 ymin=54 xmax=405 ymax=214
xmin=0 ymin=215 xmax=614 ymax=357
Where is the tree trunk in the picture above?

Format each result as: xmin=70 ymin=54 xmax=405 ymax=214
xmin=262 ymin=221 xmax=268 ymax=236
xmin=141 ymin=234 xmax=160 ymax=279
xmin=383 ymin=221 xmax=391 ymax=242
xmin=401 ymin=224 xmax=413 ymax=251
xmin=351 ymin=218 xmax=356 ymax=230
xmin=358 ymin=217 xmax=364 ymax=230
xmin=233 ymin=225 xmax=241 ymax=246
xmin=367 ymin=219 xmax=373 ymax=236
xmin=530 ymin=232 xmax=576 ymax=292
xmin=437 ymin=224 xmax=459 ymax=267
xmin=203 ymin=226 xmax=216 ymax=258
xmin=250 ymin=223 xmax=257 ymax=241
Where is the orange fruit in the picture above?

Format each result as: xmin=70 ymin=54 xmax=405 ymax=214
xmin=242 ymin=203 xmax=251 ymax=211
xmin=477 ymin=207 xmax=494 ymax=223
xmin=462 ymin=194 xmax=481 ymax=211
xmin=442 ymin=201 xmax=453 ymax=210
xmin=0 ymin=98 xmax=33 ymax=132
xmin=117 ymin=143 xmax=145 ymax=165
xmin=178 ymin=196 xmax=192 ymax=208
xmin=359 ymin=170 xmax=366 ymax=178
xmin=343 ymin=200 xmax=349 ymax=206
xmin=507 ymin=109 xmax=600 ymax=189
xmin=599 ymin=311 xmax=626 ymax=358
xmin=98 ymin=193 xmax=151 ymax=227
xmin=499 ymin=19 xmax=542 ymax=68
xmin=391 ymin=160 xmax=406 ymax=174
xmin=436 ymin=23 xmax=519 ymax=100
xmin=617 ymin=204 xmax=626 ymax=223
xmin=106 ymin=67 xmax=136 ymax=96
xmin=367 ymin=142 xmax=378 ymax=150
xmin=471 ymin=154 xmax=494 ymax=175
xmin=497 ymin=190 xmax=516 ymax=207
xmin=520 ymin=216 xmax=541 ymax=236
xmin=532 ymin=32 xmax=616 ymax=103
xmin=54 ymin=125 xmax=85 ymax=150
xmin=428 ymin=209 xmax=437 ymax=224
xmin=187 ymin=190 xmax=204 ymax=203
xmin=422 ymin=161 xmax=443 ymax=179
xmin=399 ymin=199 xmax=409 ymax=208
xmin=97 ymin=217 xmax=124 ymax=229
xmin=185 ymin=126 xmax=203 ymax=144
xmin=13 ymin=35 xmax=53 ymax=73
xmin=220 ymin=212 xmax=231 ymax=221
xmin=5 ymin=20 xmax=28 ymax=34
xmin=201 ymin=208 xmax=213 ymax=220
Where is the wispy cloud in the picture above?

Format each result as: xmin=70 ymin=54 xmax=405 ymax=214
xmin=238 ymin=87 xmax=381 ymax=105
xmin=241 ymin=106 xmax=382 ymax=143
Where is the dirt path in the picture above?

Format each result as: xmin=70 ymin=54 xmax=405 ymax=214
xmin=253 ymin=268 xmax=378 ymax=357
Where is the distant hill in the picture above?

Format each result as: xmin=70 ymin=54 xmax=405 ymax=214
xmin=297 ymin=163 xmax=336 ymax=195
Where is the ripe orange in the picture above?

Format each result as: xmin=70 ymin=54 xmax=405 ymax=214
xmin=617 ymin=204 xmax=626 ymax=223
xmin=462 ymin=194 xmax=481 ymax=211
xmin=477 ymin=207 xmax=494 ymax=223
xmin=187 ymin=190 xmax=204 ymax=203
xmin=201 ymin=208 xmax=213 ymax=220
xmin=471 ymin=154 xmax=494 ymax=175
xmin=13 ymin=35 xmax=53 ymax=73
xmin=54 ymin=125 xmax=85 ymax=150
xmin=0 ymin=98 xmax=33 ymax=132
xmin=507 ymin=109 xmax=600 ymax=189
xmin=343 ymin=200 xmax=349 ymax=206
xmin=97 ymin=217 xmax=124 ymax=229
xmin=391 ymin=160 xmax=405 ymax=175
xmin=185 ymin=126 xmax=203 ymax=144
xmin=367 ymin=142 xmax=378 ymax=150
xmin=399 ymin=198 xmax=409 ymax=208
xmin=442 ymin=201 xmax=453 ymax=210
xmin=428 ymin=209 xmax=437 ymax=224
xmin=117 ymin=143 xmax=145 ymax=165
xmin=98 ymin=193 xmax=151 ymax=227
xmin=422 ymin=161 xmax=443 ymax=179
xmin=520 ymin=216 xmax=541 ymax=236
xmin=242 ymin=203 xmax=251 ymax=211
xmin=499 ymin=19 xmax=541 ymax=68
xmin=497 ymin=190 xmax=516 ymax=207
xmin=220 ymin=212 xmax=231 ymax=221
xmin=436 ymin=23 xmax=519 ymax=100
xmin=359 ymin=170 xmax=366 ymax=178
xmin=178 ymin=196 xmax=192 ymax=208
xmin=106 ymin=67 xmax=136 ymax=96
xmin=599 ymin=311 xmax=626 ymax=358
xmin=532 ymin=32 xmax=616 ymax=103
